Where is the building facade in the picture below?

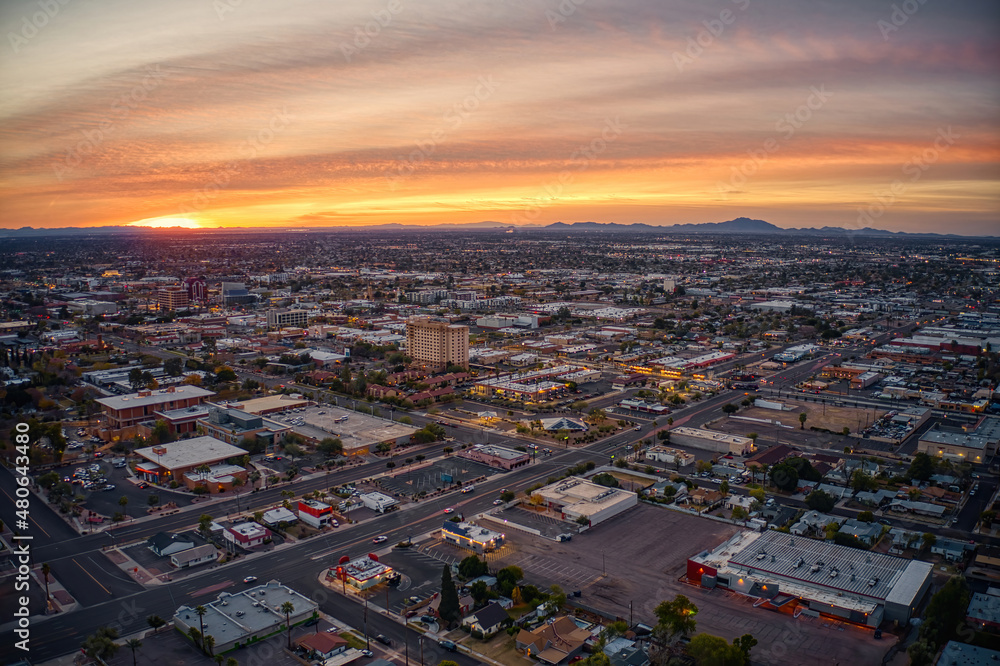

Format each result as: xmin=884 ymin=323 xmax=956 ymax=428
xmin=405 ymin=316 xmax=469 ymax=371
xmin=266 ymin=308 xmax=310 ymax=329
xmin=157 ymin=286 xmax=190 ymax=312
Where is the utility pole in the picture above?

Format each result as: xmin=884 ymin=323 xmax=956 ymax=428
xmin=364 ymin=593 xmax=369 ymax=650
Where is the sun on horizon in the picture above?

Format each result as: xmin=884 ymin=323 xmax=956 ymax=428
xmin=127 ymin=217 xmax=201 ymax=229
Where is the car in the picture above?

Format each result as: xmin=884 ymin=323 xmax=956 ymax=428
xmin=443 ymin=508 xmax=455 ymax=514
xmin=493 ymin=498 xmax=504 ymax=505
xmin=360 ymin=649 xmax=373 ymax=658
xmin=102 ymin=484 xmax=116 ymax=491
xmin=375 ymin=634 xmax=391 ymax=646
xmin=461 ymin=485 xmax=475 ymax=493
xmin=243 ymin=576 xmax=258 ymax=584
xmin=634 ymin=426 xmax=642 ymax=431
xmin=331 ymin=520 xmax=339 ymax=527
xmin=405 ymin=610 xmax=418 ymax=618
xmin=372 ymin=536 xmax=388 ymax=544
xmin=407 ymin=596 xmax=421 ymax=604
xmin=93 ymin=452 xmax=105 ymax=458
xmin=137 ymin=482 xmax=149 ymax=490
xmin=438 ymin=639 xmax=457 ymax=652
xmin=421 ymin=615 xmax=436 ymax=623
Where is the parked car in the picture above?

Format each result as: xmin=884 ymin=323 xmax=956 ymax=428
xmin=375 ymin=634 xmax=391 ymax=646
xmin=360 ymin=649 xmax=373 ymax=657
xmin=102 ymin=484 xmax=116 ymax=492
xmin=438 ymin=639 xmax=457 ymax=652
xmin=137 ymin=482 xmax=149 ymax=490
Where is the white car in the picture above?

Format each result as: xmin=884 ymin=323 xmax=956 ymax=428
xmin=443 ymin=508 xmax=455 ymax=514
xmin=372 ymin=536 xmax=388 ymax=544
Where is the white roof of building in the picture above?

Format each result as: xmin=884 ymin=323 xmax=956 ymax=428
xmin=135 ymin=436 xmax=247 ymax=471
xmin=97 ymin=385 xmax=215 ymax=410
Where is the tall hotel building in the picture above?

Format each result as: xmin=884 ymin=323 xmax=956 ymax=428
xmin=405 ymin=316 xmax=469 ymax=371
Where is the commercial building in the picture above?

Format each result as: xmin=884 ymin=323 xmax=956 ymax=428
xmin=197 ymin=404 xmax=289 ymax=448
xmin=224 ymin=521 xmax=271 ymax=549
xmin=171 ymin=544 xmax=218 ymax=568
xmin=147 ymin=532 xmax=195 ymax=557
xmin=917 ymin=416 xmax=1000 ymax=463
xmin=157 ymin=286 xmax=189 ymax=312
xmin=669 ymin=427 xmax=756 ymax=456
xmin=266 ymin=308 xmax=310 ymax=330
xmin=173 ymin=581 xmax=317 ymax=653
xmin=183 ymin=463 xmax=248 ymax=494
xmin=359 ymin=491 xmax=398 ymax=513
xmin=458 ymin=444 xmax=531 ymax=471
xmin=298 ymin=500 xmax=334 ymax=528
xmin=645 ymin=446 xmax=695 ymax=467
xmin=184 ymin=276 xmax=207 ymax=303
xmin=226 ymin=394 xmax=314 ymax=416
xmin=133 ymin=436 xmax=248 ymax=484
xmin=531 ymin=477 xmax=638 ymax=527
xmin=96 ymin=385 xmax=215 ymax=434
xmin=221 ymin=282 xmax=254 ymax=306
xmin=405 ymin=316 xmax=469 ymax=371
xmin=687 ymin=530 xmax=932 ymax=627
xmin=441 ymin=521 xmax=505 ymax=553
xmin=326 ymin=553 xmax=395 ymax=591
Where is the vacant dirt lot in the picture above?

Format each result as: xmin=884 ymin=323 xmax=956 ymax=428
xmin=490 ymin=504 xmax=892 ymax=666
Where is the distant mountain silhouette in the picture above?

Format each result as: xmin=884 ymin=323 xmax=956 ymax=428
xmin=0 ymin=217 xmax=989 ymax=238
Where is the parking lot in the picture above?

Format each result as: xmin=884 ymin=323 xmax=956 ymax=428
xmin=485 ymin=504 xmax=891 ymax=666
xmin=378 ymin=458 xmax=498 ymax=497
xmin=379 ymin=547 xmax=456 ymax=615
xmin=46 ymin=459 xmax=194 ymax=519
xmin=485 ymin=505 xmax=581 ymax=540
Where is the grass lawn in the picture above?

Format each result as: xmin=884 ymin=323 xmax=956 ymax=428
xmin=463 ymin=631 xmax=533 ymax=666
xmin=340 ymin=632 xmax=366 ymax=650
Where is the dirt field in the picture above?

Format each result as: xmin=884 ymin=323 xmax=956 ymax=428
xmin=488 ymin=504 xmax=892 ymax=666
xmin=738 ymin=401 xmax=885 ymax=434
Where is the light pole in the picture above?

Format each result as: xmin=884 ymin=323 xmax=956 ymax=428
xmin=364 ymin=592 xmax=369 ymax=650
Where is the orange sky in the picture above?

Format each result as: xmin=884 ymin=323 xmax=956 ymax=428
xmin=1 ymin=0 xmax=998 ymax=234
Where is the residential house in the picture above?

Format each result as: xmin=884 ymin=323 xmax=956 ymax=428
xmin=297 ymin=633 xmax=349 ymax=661
xmin=147 ymin=532 xmax=194 ymax=557
xmin=685 ymin=488 xmax=723 ymax=508
xmin=516 ymin=616 xmax=590 ymax=664
xmin=790 ymin=510 xmax=844 ymax=537
xmin=839 ymin=519 xmax=883 ymax=546
xmin=462 ymin=602 xmax=512 ymax=637
xmin=931 ymin=537 xmax=976 ymax=562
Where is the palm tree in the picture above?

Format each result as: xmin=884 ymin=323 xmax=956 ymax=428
xmin=41 ymin=562 xmax=51 ymax=606
xmin=232 ymin=476 xmax=245 ymax=512
xmin=799 ymin=412 xmax=807 ymax=429
xmin=280 ymin=601 xmax=295 ymax=649
xmin=204 ymin=634 xmax=215 ymax=656
xmin=119 ymin=495 xmax=129 ymax=518
xmin=195 ymin=605 xmax=207 ymax=650
xmin=125 ymin=638 xmax=142 ymax=666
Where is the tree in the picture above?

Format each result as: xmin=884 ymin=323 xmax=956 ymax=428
xmin=164 ymin=357 xmax=183 ymax=377
xmin=857 ymin=511 xmax=874 ymax=523
xmin=749 ymin=487 xmax=766 ymax=504
xmin=231 ymin=476 xmax=245 ymax=511
xmin=798 ymin=412 xmax=807 ymax=429
xmin=41 ymin=562 xmax=51 ymax=604
xmin=687 ymin=632 xmax=747 ymax=666
xmin=549 ymin=584 xmax=567 ymax=612
xmin=226 ymin=658 xmax=239 ymax=666
xmin=82 ymin=626 xmax=120 ymax=661
xmin=458 ymin=555 xmax=488 ymax=580
xmin=214 ymin=366 xmax=237 ymax=383
xmin=204 ymin=634 xmax=215 ymax=656
xmin=281 ymin=601 xmax=295 ymax=649
xmin=718 ymin=480 xmax=729 ymax=498
xmin=769 ymin=462 xmax=799 ymax=492
xmin=470 ymin=580 xmax=489 ymax=605
xmin=850 ymin=469 xmax=878 ymax=492
xmin=198 ymin=514 xmax=213 ymax=536
xmin=119 ymin=495 xmax=129 ymax=518
xmin=731 ymin=506 xmax=748 ymax=521
xmin=318 ymin=437 xmax=344 ymax=457
xmin=125 ymin=638 xmax=143 ymax=666
xmin=721 ymin=403 xmax=738 ymax=415
xmin=908 ymin=452 xmax=939 ymax=482
xmin=128 ymin=367 xmax=145 ymax=390
xmin=918 ymin=576 xmax=970 ymax=651
xmin=654 ymin=594 xmax=698 ymax=640
xmin=439 ymin=565 xmax=460 ymax=625
xmin=147 ymin=615 xmax=167 ymax=633
xmin=195 ymin=605 xmax=207 ymax=650
xmin=733 ymin=634 xmax=757 ymax=663
xmin=804 ymin=490 xmax=836 ymax=513
xmin=921 ymin=532 xmax=937 ymax=551
xmin=496 ymin=565 xmax=524 ymax=596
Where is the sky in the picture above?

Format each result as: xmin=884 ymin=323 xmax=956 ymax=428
xmin=1 ymin=0 xmax=998 ymax=234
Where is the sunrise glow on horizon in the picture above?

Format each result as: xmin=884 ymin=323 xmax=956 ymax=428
xmin=1 ymin=0 xmax=998 ymax=235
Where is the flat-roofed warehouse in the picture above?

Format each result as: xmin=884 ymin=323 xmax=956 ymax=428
xmin=532 ymin=476 xmax=637 ymax=526
xmin=687 ymin=530 xmax=932 ymax=627
xmin=134 ymin=436 xmax=248 ymax=484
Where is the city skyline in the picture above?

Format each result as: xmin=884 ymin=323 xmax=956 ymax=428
xmin=2 ymin=0 xmax=998 ymax=234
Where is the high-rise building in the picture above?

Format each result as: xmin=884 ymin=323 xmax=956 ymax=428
xmin=266 ymin=308 xmax=310 ymax=329
xmin=185 ymin=276 xmax=207 ymax=302
xmin=157 ymin=286 xmax=189 ymax=311
xmin=405 ymin=316 xmax=469 ymax=371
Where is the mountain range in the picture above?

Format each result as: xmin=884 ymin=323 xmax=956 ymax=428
xmin=0 ymin=217 xmax=989 ymax=238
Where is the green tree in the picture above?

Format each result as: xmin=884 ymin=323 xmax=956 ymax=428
xmin=164 ymin=357 xmax=183 ymax=377
xmin=119 ymin=495 xmax=129 ymax=518
xmin=721 ymin=403 xmax=738 ymax=415
xmin=718 ymin=480 xmax=729 ymax=498
xmin=770 ymin=462 xmax=799 ymax=492
xmin=805 ymin=490 xmax=836 ymax=513
xmin=907 ymin=452 xmax=936 ymax=482
xmin=733 ymin=633 xmax=757 ymax=663
xmin=798 ymin=412 xmax=807 ymax=429
xmin=687 ymin=632 xmax=746 ymax=666
xmin=857 ymin=511 xmax=874 ymax=523
xmin=654 ymin=594 xmax=698 ymax=640
xmin=82 ymin=626 xmax=120 ymax=661
xmin=921 ymin=532 xmax=937 ymax=551
xmin=125 ymin=638 xmax=143 ymax=666
xmin=317 ymin=437 xmax=344 ymax=457
xmin=918 ymin=576 xmax=970 ymax=651
xmin=458 ymin=555 xmax=489 ymax=579
xmin=470 ymin=580 xmax=489 ymax=605
xmin=439 ymin=565 xmax=461 ymax=625
xmin=496 ymin=565 xmax=523 ymax=597
xmin=204 ymin=634 xmax=215 ymax=656
xmin=147 ymin=615 xmax=167 ymax=633
xmin=198 ymin=514 xmax=213 ymax=535
xmin=195 ymin=605 xmax=207 ymax=650
xmin=281 ymin=601 xmax=295 ymax=649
